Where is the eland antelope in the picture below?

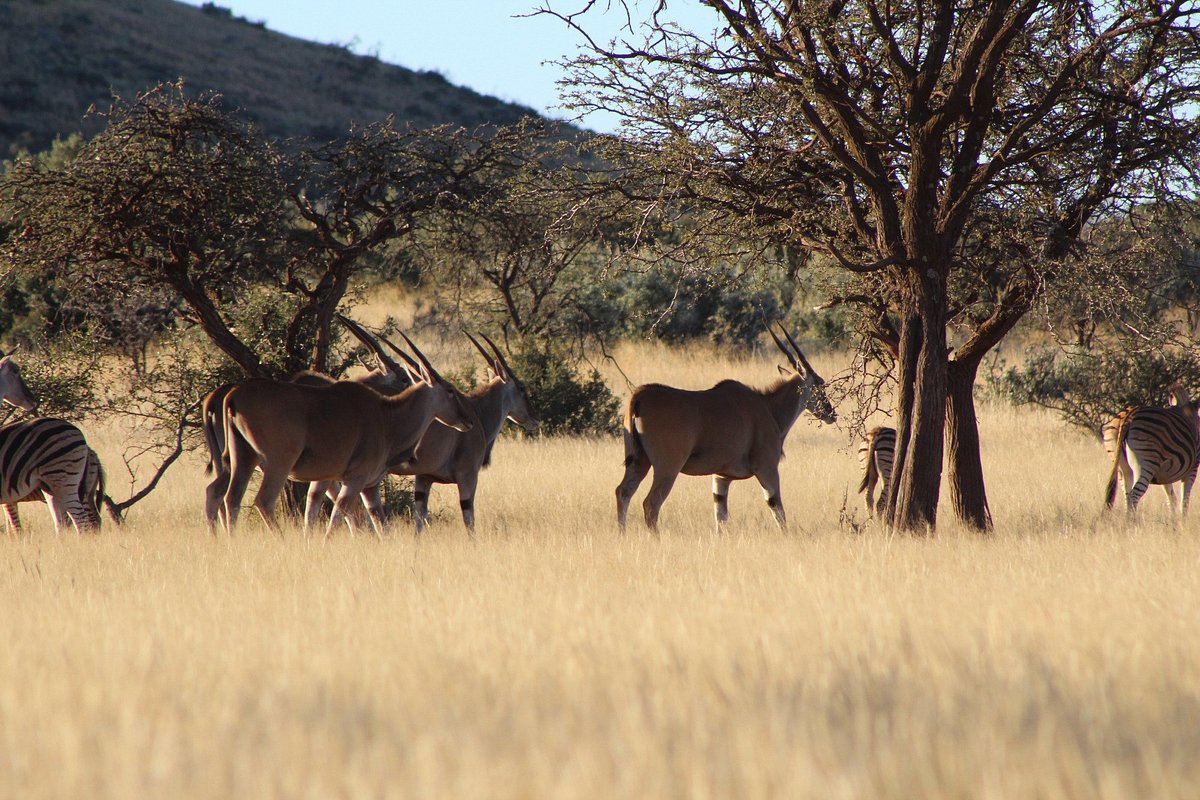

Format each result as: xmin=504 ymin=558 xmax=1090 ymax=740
xmin=201 ymin=314 xmax=414 ymax=531
xmin=1104 ymin=384 xmax=1200 ymax=516
xmin=216 ymin=331 xmax=474 ymax=536
xmin=312 ymin=331 xmax=539 ymax=535
xmin=615 ymin=326 xmax=837 ymax=533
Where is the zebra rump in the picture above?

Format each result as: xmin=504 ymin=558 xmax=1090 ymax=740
xmin=0 ymin=417 xmax=99 ymax=532
xmin=1104 ymin=402 xmax=1200 ymax=510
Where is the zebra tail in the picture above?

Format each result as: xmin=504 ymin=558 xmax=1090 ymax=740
xmin=858 ymin=451 xmax=876 ymax=494
xmin=94 ymin=462 xmax=122 ymax=526
xmin=1104 ymin=418 xmax=1129 ymax=509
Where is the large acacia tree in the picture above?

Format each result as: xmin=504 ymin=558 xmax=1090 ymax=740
xmin=547 ymin=0 xmax=1200 ymax=531
xmin=0 ymin=83 xmax=547 ymax=511
xmin=1 ymin=83 xmax=541 ymax=378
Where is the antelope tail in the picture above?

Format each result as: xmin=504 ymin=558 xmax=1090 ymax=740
xmin=623 ymin=398 xmax=646 ymax=468
xmin=203 ymin=403 xmax=222 ymax=477
xmin=1105 ymin=418 xmax=1129 ymax=509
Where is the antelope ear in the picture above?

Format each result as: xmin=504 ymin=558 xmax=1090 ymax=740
xmin=777 ymin=364 xmax=790 ymax=377
xmin=486 ymin=366 xmax=499 ymax=382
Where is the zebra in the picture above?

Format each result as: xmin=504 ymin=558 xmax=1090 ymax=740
xmin=2 ymin=445 xmax=106 ymax=533
xmin=1104 ymin=384 xmax=1200 ymax=516
xmin=0 ymin=418 xmax=101 ymax=533
xmin=857 ymin=425 xmax=895 ymax=517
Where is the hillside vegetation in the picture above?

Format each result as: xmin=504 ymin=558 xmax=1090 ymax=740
xmin=1 ymin=0 xmax=541 ymax=155
xmin=3 ymin=339 xmax=1198 ymax=799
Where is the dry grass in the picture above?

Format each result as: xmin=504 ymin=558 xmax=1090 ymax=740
xmin=3 ymin=341 xmax=1200 ymax=799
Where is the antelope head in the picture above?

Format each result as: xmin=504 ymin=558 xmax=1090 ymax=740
xmin=768 ymin=324 xmax=837 ymax=424
xmin=0 ymin=349 xmax=38 ymax=414
xmin=381 ymin=331 xmax=475 ymax=433
xmin=466 ymin=331 xmax=539 ymax=434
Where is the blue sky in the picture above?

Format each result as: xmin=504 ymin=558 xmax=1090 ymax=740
xmin=178 ymin=1 xmax=719 ymax=132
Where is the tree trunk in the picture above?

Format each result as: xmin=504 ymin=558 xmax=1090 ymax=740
xmin=173 ymin=274 xmax=265 ymax=377
xmin=887 ymin=266 xmax=948 ymax=533
xmin=946 ymin=358 xmax=993 ymax=531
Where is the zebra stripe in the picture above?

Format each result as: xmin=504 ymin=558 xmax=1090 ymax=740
xmin=1104 ymin=399 xmax=1200 ymax=514
xmin=857 ymin=426 xmax=895 ymax=517
xmin=0 ymin=418 xmax=98 ymax=532
xmin=3 ymin=446 xmax=105 ymax=533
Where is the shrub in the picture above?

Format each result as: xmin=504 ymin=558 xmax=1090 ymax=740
xmin=988 ymin=344 xmax=1200 ymax=438
xmin=506 ymin=341 xmax=620 ymax=436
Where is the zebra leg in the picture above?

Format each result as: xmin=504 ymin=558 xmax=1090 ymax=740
xmin=1163 ymin=483 xmax=1180 ymax=517
xmin=712 ymin=476 xmax=731 ymax=532
xmin=615 ymin=458 xmax=650 ymax=532
xmin=49 ymin=490 xmax=94 ymax=534
xmin=1182 ymin=473 xmax=1196 ymax=518
xmin=1125 ymin=452 xmax=1156 ymax=512
xmin=755 ymin=468 xmax=787 ymax=533
xmin=2 ymin=503 xmax=20 ymax=534
xmin=413 ymin=475 xmax=433 ymax=535
xmin=863 ymin=472 xmax=877 ymax=517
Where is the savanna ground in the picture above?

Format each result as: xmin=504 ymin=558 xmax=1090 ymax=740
xmin=2 ymin=337 xmax=1199 ymax=800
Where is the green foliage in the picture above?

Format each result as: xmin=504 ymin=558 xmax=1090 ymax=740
xmin=989 ymin=345 xmax=1200 ymax=438
xmin=11 ymin=331 xmax=103 ymax=418
xmin=608 ymin=267 xmax=784 ymax=346
xmin=506 ymin=341 xmax=619 ymax=437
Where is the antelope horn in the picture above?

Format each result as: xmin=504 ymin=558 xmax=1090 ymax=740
xmin=781 ymin=326 xmax=821 ymax=380
xmin=767 ymin=325 xmax=800 ymax=372
xmin=479 ymin=333 xmax=513 ymax=378
xmin=377 ymin=333 xmax=426 ymax=383
xmin=396 ymin=330 xmax=441 ymax=383
xmin=336 ymin=314 xmax=406 ymax=378
xmin=464 ymin=331 xmax=499 ymax=373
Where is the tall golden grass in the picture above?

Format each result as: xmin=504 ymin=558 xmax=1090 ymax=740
xmin=2 ymin=340 xmax=1199 ymax=800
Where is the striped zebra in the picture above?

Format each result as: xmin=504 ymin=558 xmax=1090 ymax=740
xmin=857 ymin=426 xmax=895 ymax=517
xmin=3 ymin=445 xmax=106 ymax=533
xmin=1103 ymin=385 xmax=1200 ymax=515
xmin=0 ymin=418 xmax=101 ymax=533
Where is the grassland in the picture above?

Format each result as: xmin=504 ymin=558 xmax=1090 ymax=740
xmin=2 ymin=341 xmax=1199 ymax=799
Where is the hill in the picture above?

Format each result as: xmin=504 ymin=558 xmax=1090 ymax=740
xmin=1 ymin=0 xmax=547 ymax=156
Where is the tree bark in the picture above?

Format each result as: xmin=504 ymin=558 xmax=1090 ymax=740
xmin=887 ymin=266 xmax=948 ymax=533
xmin=946 ymin=358 xmax=993 ymax=531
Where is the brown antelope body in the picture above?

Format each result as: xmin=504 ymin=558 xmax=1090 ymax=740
xmin=215 ymin=335 xmax=473 ymax=536
xmin=313 ymin=333 xmax=539 ymax=534
xmin=201 ymin=315 xmax=414 ymax=531
xmin=615 ymin=327 xmax=836 ymax=533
